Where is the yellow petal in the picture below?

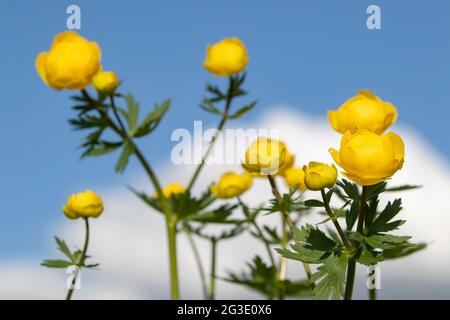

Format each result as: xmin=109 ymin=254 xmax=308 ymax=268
xmin=35 ymin=52 xmax=49 ymax=85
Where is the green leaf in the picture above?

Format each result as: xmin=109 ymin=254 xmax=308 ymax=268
xmin=82 ymin=141 xmax=122 ymax=158
xmin=345 ymin=199 xmax=359 ymax=231
xmin=132 ymin=99 xmax=171 ymax=137
xmin=366 ymin=182 xmax=387 ymax=201
xmin=382 ymin=242 xmax=427 ymax=260
xmin=54 ymin=237 xmax=72 ymax=260
xmin=125 ymin=94 xmax=140 ymax=132
xmin=200 ymin=100 xmax=223 ymax=116
xmin=228 ymin=101 xmax=257 ymax=119
xmin=365 ymin=234 xmax=410 ymax=250
xmin=277 ymin=225 xmax=337 ymax=264
xmin=356 ymin=244 xmax=383 ymax=266
xmin=337 ymin=179 xmax=360 ymax=200
xmin=115 ymin=139 xmax=134 ymax=173
xmin=369 ymin=199 xmax=404 ymax=233
xmin=304 ymin=199 xmax=324 ymax=208
xmin=41 ymin=259 xmax=74 ymax=268
xmin=384 ymin=184 xmax=421 ymax=192
xmin=310 ymin=254 xmax=348 ymax=300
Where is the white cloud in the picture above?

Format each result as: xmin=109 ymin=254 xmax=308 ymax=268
xmin=1 ymin=107 xmax=449 ymax=299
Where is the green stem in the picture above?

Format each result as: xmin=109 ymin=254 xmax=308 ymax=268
xmin=82 ymin=90 xmax=179 ymax=299
xmin=267 ymin=175 xmax=314 ymax=298
xmin=320 ymin=189 xmax=351 ymax=249
xmin=344 ymin=186 xmax=368 ymax=300
xmin=237 ymin=197 xmax=276 ymax=268
xmin=184 ymin=225 xmax=208 ymax=299
xmin=209 ymin=238 xmax=217 ymax=300
xmin=369 ymin=286 xmax=377 ymax=300
xmin=186 ymin=77 xmax=234 ymax=192
xmin=65 ymin=218 xmax=90 ymax=300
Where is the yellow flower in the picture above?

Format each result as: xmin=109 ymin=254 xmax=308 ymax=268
xmin=211 ymin=172 xmax=253 ymax=199
xmin=204 ymin=37 xmax=249 ymax=76
xmin=92 ymin=69 xmax=119 ymax=94
xmin=303 ymin=162 xmax=338 ymax=191
xmin=62 ymin=190 xmax=104 ymax=220
xmin=242 ymin=137 xmax=287 ymax=176
xmin=278 ymin=143 xmax=295 ymax=175
xmin=329 ymin=129 xmax=405 ymax=186
xmin=35 ymin=31 xmax=101 ymax=90
xmin=328 ymin=90 xmax=397 ymax=134
xmin=153 ymin=182 xmax=186 ymax=199
xmin=283 ymin=167 xmax=307 ymax=192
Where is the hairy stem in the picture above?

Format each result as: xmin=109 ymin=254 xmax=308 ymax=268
xmin=65 ymin=218 xmax=89 ymax=300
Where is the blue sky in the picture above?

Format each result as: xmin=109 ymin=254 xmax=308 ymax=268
xmin=0 ymin=0 xmax=449 ymax=258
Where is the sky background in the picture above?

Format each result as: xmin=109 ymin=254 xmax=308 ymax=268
xmin=0 ymin=0 xmax=449 ymax=298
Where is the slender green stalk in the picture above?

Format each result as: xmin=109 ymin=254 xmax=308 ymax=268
xmin=66 ymin=218 xmax=90 ymax=300
xmin=209 ymin=238 xmax=217 ymax=300
xmin=238 ymin=197 xmax=277 ymax=299
xmin=237 ymin=197 xmax=276 ymax=268
xmin=184 ymin=225 xmax=208 ymax=299
xmin=267 ymin=175 xmax=314 ymax=298
xmin=344 ymin=186 xmax=368 ymax=300
xmin=320 ymin=189 xmax=351 ymax=249
xmin=186 ymin=77 xmax=234 ymax=192
xmin=82 ymin=90 xmax=179 ymax=299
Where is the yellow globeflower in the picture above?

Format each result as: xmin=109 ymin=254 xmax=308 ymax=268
xmin=153 ymin=182 xmax=186 ymax=199
xmin=283 ymin=167 xmax=307 ymax=192
xmin=211 ymin=172 xmax=253 ymax=199
xmin=278 ymin=143 xmax=295 ymax=175
xmin=303 ymin=162 xmax=338 ymax=191
xmin=62 ymin=190 xmax=104 ymax=220
xmin=242 ymin=137 xmax=287 ymax=176
xmin=92 ymin=69 xmax=119 ymax=94
xmin=35 ymin=31 xmax=101 ymax=90
xmin=328 ymin=90 xmax=397 ymax=134
xmin=204 ymin=37 xmax=249 ymax=76
xmin=329 ymin=129 xmax=405 ymax=186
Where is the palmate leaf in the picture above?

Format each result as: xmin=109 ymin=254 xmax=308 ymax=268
xmin=337 ymin=179 xmax=360 ymax=200
xmin=277 ymin=224 xmax=338 ymax=264
xmin=310 ymin=254 xmax=349 ymax=300
xmin=369 ymin=199 xmax=405 ymax=233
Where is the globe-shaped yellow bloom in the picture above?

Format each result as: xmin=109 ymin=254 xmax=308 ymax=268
xmin=283 ymin=167 xmax=307 ymax=192
xmin=277 ymin=143 xmax=295 ymax=175
xmin=303 ymin=162 xmax=338 ymax=191
xmin=153 ymin=182 xmax=186 ymax=199
xmin=329 ymin=129 xmax=405 ymax=186
xmin=328 ymin=90 xmax=397 ymax=134
xmin=204 ymin=38 xmax=249 ymax=76
xmin=62 ymin=190 xmax=104 ymax=220
xmin=211 ymin=172 xmax=253 ymax=199
xmin=242 ymin=137 xmax=287 ymax=176
xmin=92 ymin=69 xmax=119 ymax=94
xmin=35 ymin=31 xmax=101 ymax=90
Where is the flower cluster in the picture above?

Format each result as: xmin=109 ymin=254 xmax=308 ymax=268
xmin=37 ymin=31 xmax=422 ymax=301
